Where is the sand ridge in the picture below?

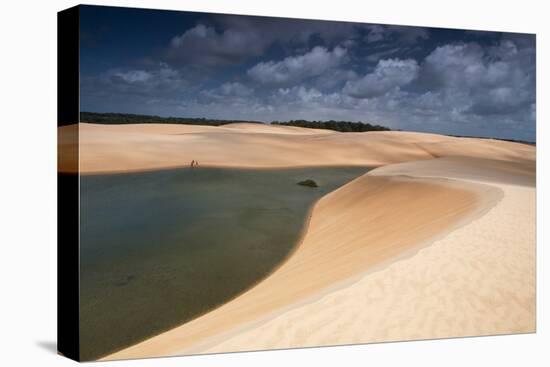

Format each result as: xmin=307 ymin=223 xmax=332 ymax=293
xmin=198 ymin=159 xmax=535 ymax=354
xmin=59 ymin=123 xmax=535 ymax=174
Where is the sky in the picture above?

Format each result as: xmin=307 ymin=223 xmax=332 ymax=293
xmin=80 ymin=5 xmax=536 ymax=141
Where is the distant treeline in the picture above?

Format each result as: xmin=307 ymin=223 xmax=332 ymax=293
xmin=80 ymin=112 xmax=391 ymax=132
xmin=271 ymin=120 xmax=391 ymax=132
xmin=80 ymin=112 xmax=263 ymax=126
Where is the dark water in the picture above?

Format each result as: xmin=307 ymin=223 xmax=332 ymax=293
xmin=79 ymin=166 xmax=369 ymax=360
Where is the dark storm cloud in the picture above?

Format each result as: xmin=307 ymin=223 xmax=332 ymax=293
xmin=165 ymin=14 xmax=365 ymax=67
xmin=80 ymin=6 xmax=536 ymax=141
xmin=364 ymin=24 xmax=430 ymax=44
xmin=167 ymin=24 xmax=267 ymax=66
xmin=215 ymin=14 xmax=364 ymax=46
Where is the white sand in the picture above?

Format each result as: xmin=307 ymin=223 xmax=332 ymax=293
xmin=74 ymin=123 xmax=535 ymax=360
xmin=199 ymin=158 xmax=535 ymax=353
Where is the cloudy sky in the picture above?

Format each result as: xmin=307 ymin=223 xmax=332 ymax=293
xmin=80 ymin=5 xmax=536 ymax=141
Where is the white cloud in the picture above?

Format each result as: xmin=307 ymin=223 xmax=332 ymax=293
xmin=113 ymin=70 xmax=153 ymax=83
xmin=422 ymin=43 xmax=486 ymax=89
xmin=271 ymin=86 xmax=359 ymax=112
xmin=343 ymin=58 xmax=419 ymax=98
xmin=366 ymin=47 xmax=401 ymax=62
xmin=89 ymin=63 xmax=188 ymax=96
xmin=247 ymin=46 xmax=347 ymax=85
xmin=313 ymin=69 xmax=358 ymax=90
xmin=421 ymin=41 xmax=535 ymax=116
xmin=201 ymin=82 xmax=253 ymax=100
xmin=218 ymin=82 xmax=253 ymax=97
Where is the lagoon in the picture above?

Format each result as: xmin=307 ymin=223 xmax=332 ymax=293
xmin=79 ymin=166 xmax=369 ymax=360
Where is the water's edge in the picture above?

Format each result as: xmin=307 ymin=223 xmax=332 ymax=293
xmin=79 ymin=166 xmax=370 ymax=360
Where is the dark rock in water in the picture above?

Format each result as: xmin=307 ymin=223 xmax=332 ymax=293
xmin=297 ymin=179 xmax=318 ymax=188
xmin=113 ymin=275 xmax=136 ymax=287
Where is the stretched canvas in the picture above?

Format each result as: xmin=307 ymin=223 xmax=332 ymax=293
xmin=58 ymin=4 xmax=536 ymax=362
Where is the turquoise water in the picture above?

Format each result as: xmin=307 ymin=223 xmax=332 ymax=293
xmin=79 ymin=166 xmax=369 ymax=360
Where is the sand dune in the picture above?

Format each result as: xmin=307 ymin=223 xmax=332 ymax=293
xmin=59 ymin=123 xmax=534 ymax=174
xmin=199 ymin=158 xmax=535 ymax=354
xmin=73 ymin=122 xmax=535 ymax=360
xmin=222 ymin=122 xmax=333 ymax=135
xmin=104 ymin=157 xmax=515 ymax=360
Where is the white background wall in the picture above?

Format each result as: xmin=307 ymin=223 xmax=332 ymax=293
xmin=0 ymin=0 xmax=547 ymax=365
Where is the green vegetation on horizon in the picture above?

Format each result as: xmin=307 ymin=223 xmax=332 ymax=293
xmin=80 ymin=112 xmax=264 ymax=126
xmin=272 ymin=119 xmax=391 ymax=132
xmin=80 ymin=112 xmax=391 ymax=132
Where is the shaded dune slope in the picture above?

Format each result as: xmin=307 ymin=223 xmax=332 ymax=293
xmin=105 ymin=158 xmax=503 ymax=360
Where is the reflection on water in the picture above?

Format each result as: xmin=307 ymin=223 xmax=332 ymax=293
xmin=79 ymin=166 xmax=369 ymax=360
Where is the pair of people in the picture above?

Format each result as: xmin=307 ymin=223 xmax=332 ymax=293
xmin=190 ymin=160 xmax=200 ymax=168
